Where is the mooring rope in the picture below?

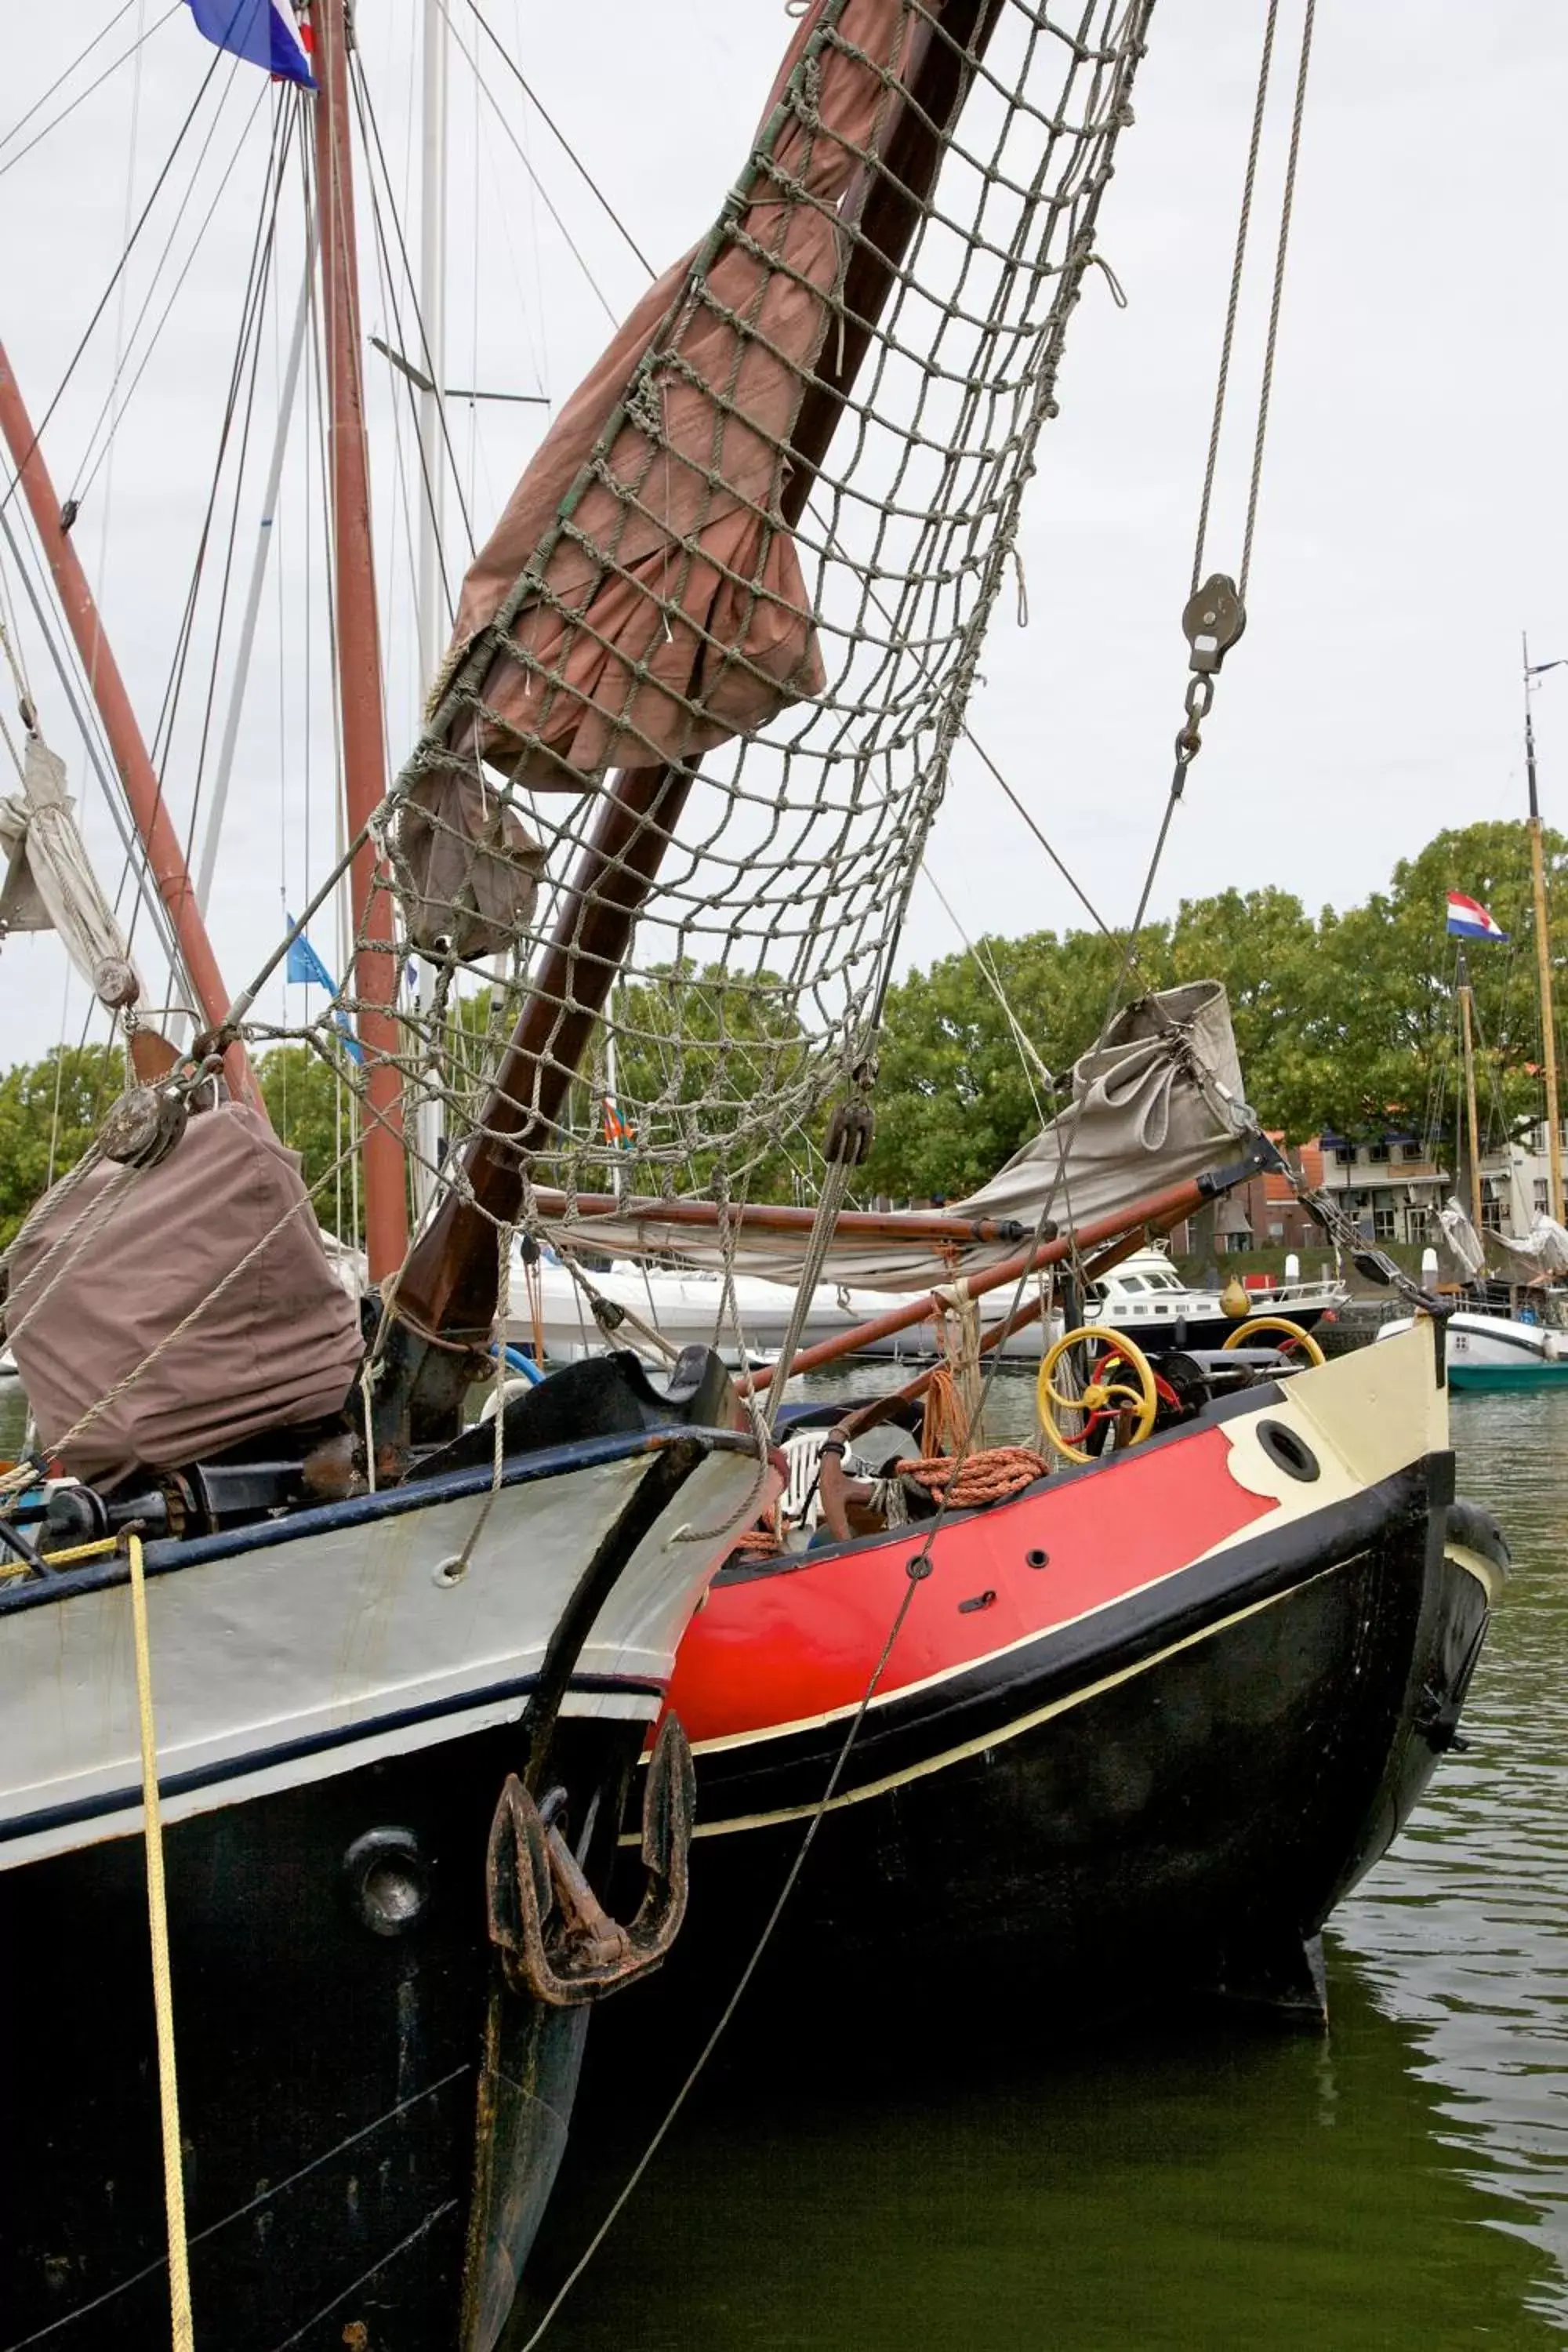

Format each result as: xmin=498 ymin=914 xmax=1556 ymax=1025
xmin=126 ymin=1529 xmax=195 ymax=2349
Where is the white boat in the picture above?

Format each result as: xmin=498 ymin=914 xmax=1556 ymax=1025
xmin=1083 ymin=1250 xmax=1346 ymax=1353
xmin=1377 ymin=1307 xmax=1568 ymax=1390
xmin=508 ymin=1243 xmax=1348 ymax=1370
xmin=506 ymin=1248 xmax=866 ymax=1366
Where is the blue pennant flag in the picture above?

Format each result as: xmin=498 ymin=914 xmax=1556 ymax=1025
xmin=285 ymin=924 xmax=336 ymax=992
xmin=285 ymin=917 xmax=363 ymax=1063
xmin=185 ymin=0 xmax=318 ymax=89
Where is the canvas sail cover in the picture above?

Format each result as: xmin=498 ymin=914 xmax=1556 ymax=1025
xmin=541 ymin=982 xmax=1252 ymax=1290
xmin=4 ymin=1104 xmax=363 ymax=1484
xmin=0 ymin=733 xmax=143 ymax=1001
xmin=424 ymin=0 xmax=919 ymax=798
xmin=388 ymin=768 xmax=546 ymax=960
xmin=1494 ymin=1213 xmax=1568 ymax=1276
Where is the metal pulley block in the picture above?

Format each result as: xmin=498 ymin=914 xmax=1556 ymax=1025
xmin=1181 ymin=572 xmax=1246 ymax=675
xmin=99 ymin=1084 xmax=189 ymax=1169
xmin=825 ymin=1055 xmax=879 ymax=1167
xmin=90 ymin=956 xmax=140 ymax=1012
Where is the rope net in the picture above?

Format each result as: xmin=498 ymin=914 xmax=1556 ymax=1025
xmin=244 ymin=0 xmax=1155 ymax=1225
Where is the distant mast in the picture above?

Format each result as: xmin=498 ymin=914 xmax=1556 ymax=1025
xmin=310 ymin=0 xmax=410 ymax=1280
xmin=1523 ymin=631 xmax=1565 ymax=1226
xmin=411 ymin=0 xmax=448 ymax=1216
xmin=1456 ymin=952 xmax=1485 ymax=1238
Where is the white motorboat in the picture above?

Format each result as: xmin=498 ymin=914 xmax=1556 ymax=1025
xmin=1083 ymin=1250 xmax=1347 ymax=1353
xmin=506 ymin=1248 xmax=881 ymax=1367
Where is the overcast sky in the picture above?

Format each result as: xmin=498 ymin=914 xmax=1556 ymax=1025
xmin=2 ymin=0 xmax=1567 ymax=1067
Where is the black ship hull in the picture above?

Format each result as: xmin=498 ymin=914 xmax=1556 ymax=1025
xmin=655 ymin=1484 xmax=1490 ymax=2038
xmin=626 ymin=1337 xmax=1501 ymax=2046
xmin=1 ymin=1712 xmax=636 ymax=2350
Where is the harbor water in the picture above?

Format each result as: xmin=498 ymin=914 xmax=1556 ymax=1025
xmin=522 ymin=1381 xmax=1568 ymax=2350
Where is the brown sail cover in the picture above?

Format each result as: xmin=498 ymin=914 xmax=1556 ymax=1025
xmin=389 ymin=767 xmax=546 ymax=959
xmin=432 ymin=0 xmax=921 ymax=793
xmin=5 ymin=1105 xmax=363 ymax=1484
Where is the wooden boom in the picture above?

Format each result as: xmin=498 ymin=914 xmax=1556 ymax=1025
xmin=742 ymin=1176 xmax=1216 ymax=1392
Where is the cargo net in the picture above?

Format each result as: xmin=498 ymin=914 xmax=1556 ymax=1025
xmin=244 ymin=0 xmax=1152 ymax=1217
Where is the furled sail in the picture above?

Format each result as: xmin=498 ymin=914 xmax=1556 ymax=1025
xmin=537 ymin=982 xmax=1253 ymax=1290
xmin=0 ymin=732 xmax=143 ymax=1007
xmin=425 ymin=0 xmax=917 ymax=795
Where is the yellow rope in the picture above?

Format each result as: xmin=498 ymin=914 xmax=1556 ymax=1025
xmin=39 ymin=1534 xmax=119 ymax=1566
xmin=127 ymin=1530 xmax=196 ymax=2349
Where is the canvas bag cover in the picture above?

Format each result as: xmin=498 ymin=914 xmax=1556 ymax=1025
xmin=5 ymin=1102 xmax=363 ymax=1484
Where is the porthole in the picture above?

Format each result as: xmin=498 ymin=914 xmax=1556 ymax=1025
xmin=1256 ymin=1419 xmax=1320 ymax=1484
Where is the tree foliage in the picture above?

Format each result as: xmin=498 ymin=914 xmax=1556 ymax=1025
xmin=0 ymin=1045 xmax=128 ymax=1249
xmin=0 ymin=822 xmax=1562 ymax=1233
xmin=860 ymin=822 xmax=1568 ymax=1198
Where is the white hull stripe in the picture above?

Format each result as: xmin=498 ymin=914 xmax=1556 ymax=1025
xmin=0 ymin=1667 xmax=660 ymax=1853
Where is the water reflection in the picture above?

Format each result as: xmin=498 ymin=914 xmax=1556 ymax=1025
xmin=1334 ymin=1390 xmax=1568 ymax=2338
xmin=533 ymin=1969 xmax=1557 ymax=2350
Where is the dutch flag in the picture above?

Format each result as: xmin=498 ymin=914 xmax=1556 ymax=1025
xmin=186 ymin=0 xmax=316 ymax=89
xmin=1446 ymin=891 xmax=1508 ymax=944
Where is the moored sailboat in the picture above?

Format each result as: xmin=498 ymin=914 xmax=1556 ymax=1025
xmin=0 ymin=0 xmax=1167 ymax=2339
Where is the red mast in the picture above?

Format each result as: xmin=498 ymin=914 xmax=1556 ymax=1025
xmin=0 ymin=342 xmax=263 ymax=1113
xmin=311 ymin=0 xmax=409 ymax=1281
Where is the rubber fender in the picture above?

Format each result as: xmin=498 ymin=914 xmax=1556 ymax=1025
xmin=1446 ymin=1497 xmax=1511 ymax=1580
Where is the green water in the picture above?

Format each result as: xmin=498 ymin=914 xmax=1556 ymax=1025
xmin=522 ymin=1386 xmax=1568 ymax=2350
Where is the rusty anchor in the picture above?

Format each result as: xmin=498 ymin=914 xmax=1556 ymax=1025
xmin=485 ymin=1713 xmax=695 ymax=2006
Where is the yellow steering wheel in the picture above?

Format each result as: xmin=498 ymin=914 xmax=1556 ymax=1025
xmin=1221 ymin=1315 xmax=1325 ymax=1366
xmin=1036 ymin=1326 xmax=1160 ymax=1465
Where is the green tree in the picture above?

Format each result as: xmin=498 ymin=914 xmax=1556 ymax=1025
xmin=1309 ymin=822 xmax=1568 ymax=1143
xmin=862 ymin=925 xmax=1171 ymax=1198
xmin=0 ymin=1044 xmax=127 ymax=1248
xmin=597 ymin=963 xmax=811 ymax=1199
xmin=259 ymin=1045 xmax=363 ymax=1240
xmin=1168 ymin=886 xmax=1328 ymax=1139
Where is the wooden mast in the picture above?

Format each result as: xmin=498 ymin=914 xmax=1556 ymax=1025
xmin=0 ymin=343 xmax=263 ymax=1113
xmin=1523 ymin=633 xmax=1564 ymax=1223
xmin=311 ymin=0 xmax=409 ymax=1282
xmin=386 ymin=0 xmax=1004 ymax=1430
xmin=1457 ymin=953 xmax=1484 ymax=1236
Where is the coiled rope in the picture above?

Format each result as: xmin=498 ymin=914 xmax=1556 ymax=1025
xmin=893 ymin=1445 xmax=1050 ymax=1508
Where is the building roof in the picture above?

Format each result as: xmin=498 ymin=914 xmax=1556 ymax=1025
xmin=1260 ymin=1132 xmax=1324 ymax=1201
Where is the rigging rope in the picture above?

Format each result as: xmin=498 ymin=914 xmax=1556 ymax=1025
xmin=459 ymin=0 xmax=655 ymax=276
xmin=431 ymin=0 xmax=622 ymax=325
xmin=126 ymin=1526 xmax=196 ymax=2352
xmin=0 ymin=42 xmax=234 ymax=520
xmin=0 ymin=2 xmax=180 ymax=185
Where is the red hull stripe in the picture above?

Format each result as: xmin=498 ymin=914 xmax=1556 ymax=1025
xmin=667 ymin=1425 xmax=1276 ymax=1745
